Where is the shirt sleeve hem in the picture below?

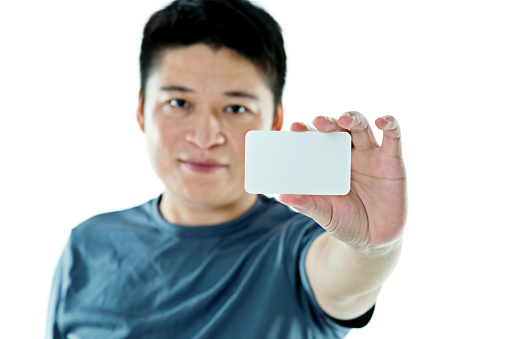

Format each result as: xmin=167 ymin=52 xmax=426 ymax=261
xmin=329 ymin=304 xmax=375 ymax=328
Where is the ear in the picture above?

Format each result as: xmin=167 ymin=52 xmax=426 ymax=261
xmin=271 ymin=102 xmax=283 ymax=131
xmin=136 ymin=89 xmax=145 ymax=133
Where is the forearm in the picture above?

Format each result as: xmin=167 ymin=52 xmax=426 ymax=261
xmin=306 ymin=233 xmax=403 ymax=318
xmin=329 ymin=235 xmax=402 ymax=298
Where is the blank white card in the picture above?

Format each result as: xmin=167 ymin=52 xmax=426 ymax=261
xmin=244 ymin=131 xmax=351 ymax=195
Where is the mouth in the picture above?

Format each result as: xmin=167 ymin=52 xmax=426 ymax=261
xmin=179 ymin=159 xmax=228 ymax=174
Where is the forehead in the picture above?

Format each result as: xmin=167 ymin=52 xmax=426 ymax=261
xmin=149 ymin=44 xmax=272 ymax=97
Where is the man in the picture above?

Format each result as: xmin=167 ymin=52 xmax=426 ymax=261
xmin=46 ymin=0 xmax=407 ymax=338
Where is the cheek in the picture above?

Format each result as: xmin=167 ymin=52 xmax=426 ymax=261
xmin=146 ymin=119 xmax=177 ymax=162
xmin=149 ymin=114 xmax=177 ymax=144
xmin=228 ymin=133 xmax=247 ymax=167
xmin=160 ymin=125 xmax=177 ymax=144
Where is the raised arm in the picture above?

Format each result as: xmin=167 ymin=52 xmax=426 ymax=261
xmin=279 ymin=111 xmax=407 ymax=320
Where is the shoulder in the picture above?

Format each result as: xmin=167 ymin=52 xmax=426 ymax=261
xmin=69 ymin=197 xmax=158 ymax=252
xmin=254 ymin=195 xmax=325 ymax=249
xmin=255 ymin=195 xmax=308 ymax=225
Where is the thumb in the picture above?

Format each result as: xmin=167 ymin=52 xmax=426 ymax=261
xmin=279 ymin=194 xmax=332 ymax=228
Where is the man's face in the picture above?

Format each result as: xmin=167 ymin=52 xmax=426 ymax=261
xmin=139 ymin=44 xmax=281 ymax=211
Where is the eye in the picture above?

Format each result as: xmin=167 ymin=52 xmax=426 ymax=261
xmin=169 ymin=99 xmax=190 ymax=108
xmin=225 ymin=105 xmax=247 ymax=114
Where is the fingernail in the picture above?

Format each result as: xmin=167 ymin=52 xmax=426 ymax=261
xmin=302 ymin=122 xmax=313 ymax=130
xmin=323 ymin=117 xmax=337 ymax=131
xmin=380 ymin=116 xmax=395 ymax=128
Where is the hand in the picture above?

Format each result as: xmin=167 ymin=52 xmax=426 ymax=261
xmin=279 ymin=112 xmax=407 ymax=249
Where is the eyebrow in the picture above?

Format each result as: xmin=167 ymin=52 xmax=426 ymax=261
xmin=160 ymin=85 xmax=194 ymax=93
xmin=160 ymin=86 xmax=259 ymax=101
xmin=223 ymin=91 xmax=259 ymax=101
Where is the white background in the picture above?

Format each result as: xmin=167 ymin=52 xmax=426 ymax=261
xmin=1 ymin=0 xmax=507 ymax=338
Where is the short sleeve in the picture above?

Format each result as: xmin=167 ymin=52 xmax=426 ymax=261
xmin=296 ymin=226 xmax=354 ymax=335
xmin=45 ymin=241 xmax=69 ymax=339
xmin=297 ymin=226 xmax=375 ymax=331
xmin=331 ymin=305 xmax=375 ymax=328
xmin=280 ymin=213 xmax=351 ymax=337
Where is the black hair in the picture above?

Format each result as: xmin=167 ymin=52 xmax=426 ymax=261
xmin=140 ymin=0 xmax=286 ymax=110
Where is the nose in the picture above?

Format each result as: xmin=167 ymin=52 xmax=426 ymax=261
xmin=185 ymin=110 xmax=226 ymax=149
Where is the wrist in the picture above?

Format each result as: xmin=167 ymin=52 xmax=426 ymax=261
xmin=346 ymin=236 xmax=404 ymax=261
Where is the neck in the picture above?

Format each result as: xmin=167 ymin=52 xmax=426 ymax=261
xmin=159 ymin=192 xmax=258 ymax=226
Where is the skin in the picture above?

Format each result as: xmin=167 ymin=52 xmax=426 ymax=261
xmin=279 ymin=113 xmax=407 ymax=319
xmin=137 ymin=44 xmax=282 ymax=226
xmin=137 ymin=43 xmax=407 ymax=320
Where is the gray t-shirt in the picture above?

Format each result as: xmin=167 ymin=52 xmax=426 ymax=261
xmin=46 ymin=195 xmax=371 ymax=338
